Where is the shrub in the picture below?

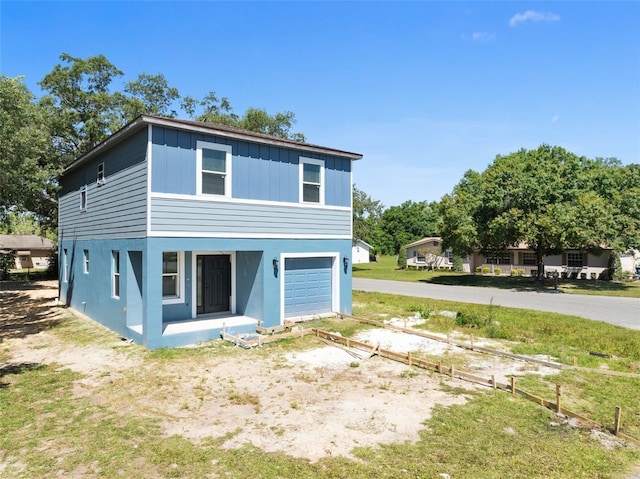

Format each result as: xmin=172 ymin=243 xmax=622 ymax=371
xmin=608 ymin=251 xmax=623 ymax=281
xmin=494 ymin=267 xmax=502 ymax=276
xmin=397 ymin=248 xmax=407 ymax=269
xmin=510 ymin=269 xmax=518 ymax=276
xmin=481 ymin=267 xmax=491 ymax=275
xmin=517 ymin=269 xmax=525 ymax=276
xmin=455 ymin=311 xmax=488 ymax=328
xmin=475 ymin=266 xmax=482 ymax=273
xmin=452 ymin=255 xmax=464 ymax=272
xmin=0 ymin=250 xmax=15 ymax=280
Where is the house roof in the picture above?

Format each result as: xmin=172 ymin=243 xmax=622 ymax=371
xmin=405 ymin=237 xmax=442 ymax=249
xmin=0 ymin=234 xmax=55 ymax=251
xmin=353 ymin=239 xmax=373 ymax=249
xmin=63 ymin=115 xmax=364 ymax=175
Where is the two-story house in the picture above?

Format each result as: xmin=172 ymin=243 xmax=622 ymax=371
xmin=58 ymin=115 xmax=362 ymax=349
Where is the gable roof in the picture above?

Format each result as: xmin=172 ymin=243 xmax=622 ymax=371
xmin=353 ymin=239 xmax=373 ymax=249
xmin=0 ymin=234 xmax=55 ymax=250
xmin=63 ymin=115 xmax=363 ymax=175
xmin=405 ymin=237 xmax=443 ymax=249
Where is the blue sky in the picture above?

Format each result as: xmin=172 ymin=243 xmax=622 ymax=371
xmin=1 ymin=1 xmax=639 ymax=208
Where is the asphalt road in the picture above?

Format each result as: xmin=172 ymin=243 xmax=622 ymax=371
xmin=353 ymin=278 xmax=640 ymax=330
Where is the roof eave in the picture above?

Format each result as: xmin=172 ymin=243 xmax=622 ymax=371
xmin=62 ymin=115 xmax=363 ymax=176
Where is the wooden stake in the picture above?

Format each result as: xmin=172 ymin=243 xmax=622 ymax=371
xmin=437 ymin=361 xmax=442 ymax=374
xmin=556 ymin=384 xmax=562 ymax=414
xmin=408 ymin=351 xmax=412 ymax=366
xmin=573 ymin=357 xmax=577 ymax=367
xmin=491 ymin=375 xmax=496 ymax=389
xmin=450 ymin=364 xmax=455 ymax=379
xmin=614 ymin=406 xmax=622 ymax=436
xmin=511 ymin=377 xmax=516 ymax=395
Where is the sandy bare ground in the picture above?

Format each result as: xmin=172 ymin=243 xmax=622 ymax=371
xmin=1 ymin=280 xmax=560 ymax=462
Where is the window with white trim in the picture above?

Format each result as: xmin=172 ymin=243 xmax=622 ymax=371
xmin=522 ymin=252 xmax=536 ymax=265
xmin=97 ymin=163 xmax=105 ymax=185
xmin=80 ymin=186 xmax=87 ymax=210
xmin=299 ymin=158 xmax=324 ymax=204
xmin=197 ymin=141 xmax=232 ymax=197
xmin=62 ymin=249 xmax=68 ymax=282
xmin=83 ymin=249 xmax=89 ymax=274
xmin=162 ymin=251 xmax=184 ymax=303
xmin=112 ymin=251 xmax=120 ymax=298
xmin=566 ymin=252 xmax=584 ymax=267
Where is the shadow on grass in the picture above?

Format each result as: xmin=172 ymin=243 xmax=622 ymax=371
xmin=0 ymin=281 xmax=62 ymax=341
xmin=0 ymin=362 xmax=43 ymax=389
xmin=423 ymin=274 xmax=639 ymax=294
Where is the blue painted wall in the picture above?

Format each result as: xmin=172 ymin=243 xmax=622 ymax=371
xmin=150 ymin=126 xmax=351 ymax=207
xmin=58 ymin=237 xmax=147 ymax=344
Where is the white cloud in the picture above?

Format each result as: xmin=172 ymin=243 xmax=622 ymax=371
xmin=552 ymin=115 xmax=559 ymax=123
xmin=509 ymin=10 xmax=560 ymax=27
xmin=470 ymin=31 xmax=495 ymax=42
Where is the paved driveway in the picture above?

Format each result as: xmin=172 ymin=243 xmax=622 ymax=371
xmin=353 ymin=278 xmax=640 ymax=330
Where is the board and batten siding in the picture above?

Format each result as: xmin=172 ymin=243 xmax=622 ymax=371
xmin=149 ymin=196 xmax=351 ymax=237
xmin=59 ymin=130 xmax=148 ymax=240
xmin=150 ymin=126 xmax=351 ymax=207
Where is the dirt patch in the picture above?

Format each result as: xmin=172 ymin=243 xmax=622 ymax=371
xmin=1 ymin=281 xmax=560 ymax=462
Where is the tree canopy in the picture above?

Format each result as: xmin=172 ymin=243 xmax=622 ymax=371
xmin=1 ymin=52 xmax=306 ymax=229
xmin=352 ymin=186 xmax=384 ymax=248
xmin=378 ymin=200 xmax=441 ymax=255
xmin=439 ymin=145 xmax=640 ymax=278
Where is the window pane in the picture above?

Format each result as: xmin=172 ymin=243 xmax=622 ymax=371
xmin=303 ymin=163 xmax=321 ymax=183
xmin=163 ymin=252 xmax=178 ymax=274
xmin=202 ymin=149 xmax=226 ymax=173
xmin=202 ymin=172 xmax=225 ymax=195
xmin=303 ymin=183 xmax=320 ymax=202
xmin=163 ymin=275 xmax=177 ymax=296
xmin=113 ymin=252 xmax=119 ymax=273
xmin=114 ymin=274 xmax=120 ymax=297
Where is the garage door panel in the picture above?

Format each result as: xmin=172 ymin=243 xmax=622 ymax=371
xmin=284 ymin=257 xmax=333 ymax=317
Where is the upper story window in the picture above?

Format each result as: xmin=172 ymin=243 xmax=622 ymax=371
xmin=80 ymin=186 xmax=87 ymax=211
xmin=196 ymin=141 xmax=232 ymax=197
xmin=300 ymin=157 xmax=325 ymax=204
xmin=97 ymin=163 xmax=105 ymax=185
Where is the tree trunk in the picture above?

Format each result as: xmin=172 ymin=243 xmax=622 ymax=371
xmin=536 ymin=247 xmax=545 ymax=282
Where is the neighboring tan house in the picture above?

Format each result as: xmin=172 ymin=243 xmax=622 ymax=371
xmin=0 ymin=234 xmax=54 ymax=269
xmin=405 ymin=237 xmax=470 ymax=272
xmin=352 ymin=239 xmax=372 ymax=264
xmin=469 ymin=243 xmax=612 ymax=279
xmin=57 ymin=115 xmax=362 ymax=349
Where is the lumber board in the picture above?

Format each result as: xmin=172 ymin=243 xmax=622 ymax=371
xmin=336 ymin=313 xmax=640 ymax=378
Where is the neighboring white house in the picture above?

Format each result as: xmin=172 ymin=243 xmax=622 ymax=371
xmin=352 ymin=239 xmax=373 ymax=264
xmin=620 ymin=249 xmax=640 ymax=278
xmin=469 ymin=243 xmax=616 ymax=279
xmin=405 ymin=237 xmax=470 ymax=272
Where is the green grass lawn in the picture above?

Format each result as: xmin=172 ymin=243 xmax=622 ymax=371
xmin=354 ymin=255 xmax=640 ymax=298
xmin=1 ymin=285 xmax=640 ymax=478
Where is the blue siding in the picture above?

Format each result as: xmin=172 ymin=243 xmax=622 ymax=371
xmin=150 ymin=197 xmax=351 ymax=237
xmin=59 ymin=129 xmax=148 ymax=240
xmin=150 ymin=126 xmax=351 ymax=207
